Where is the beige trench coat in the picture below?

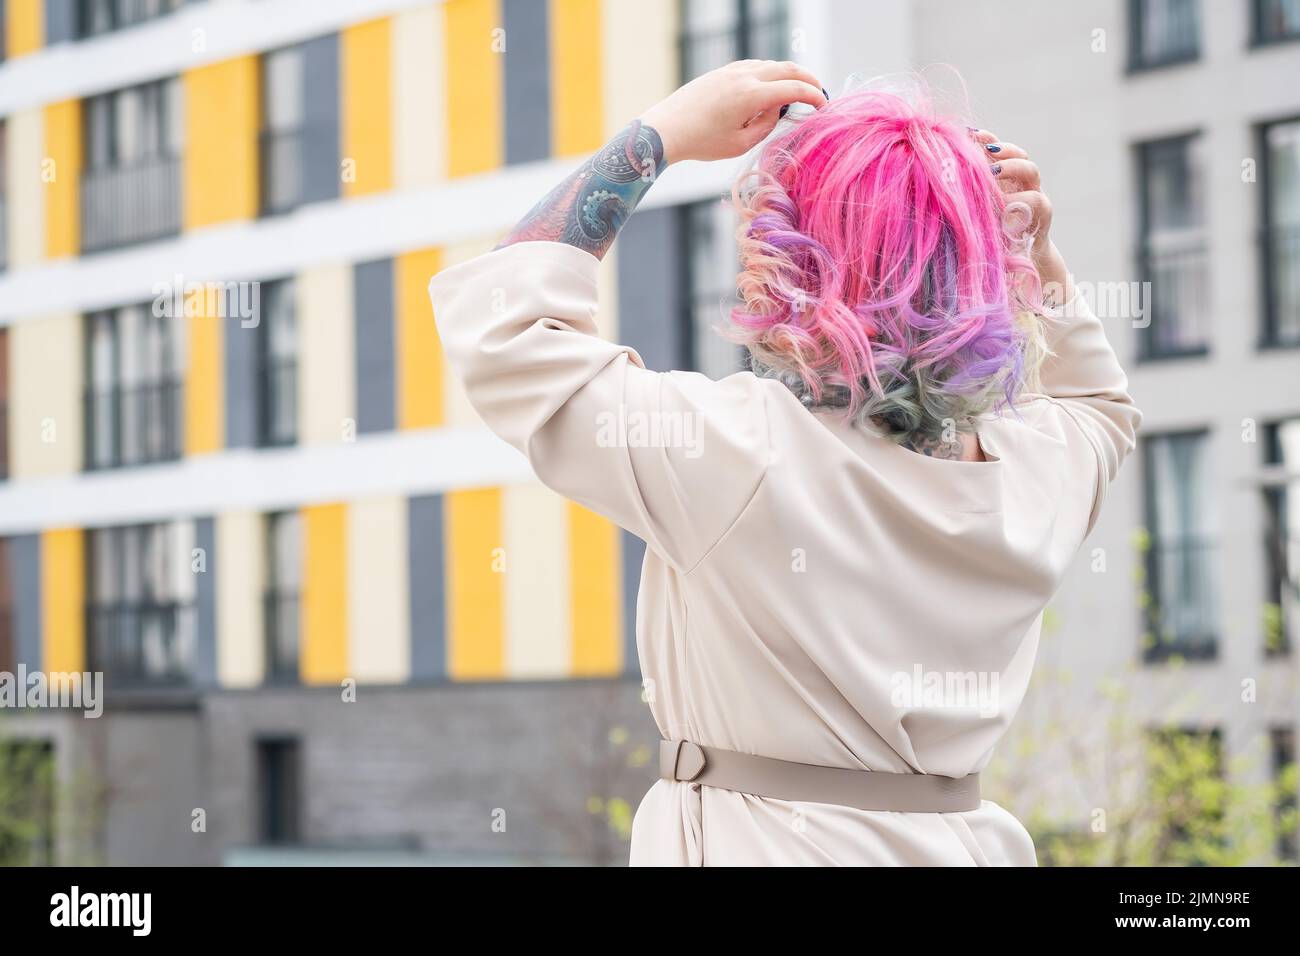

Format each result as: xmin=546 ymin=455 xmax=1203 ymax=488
xmin=429 ymin=241 xmax=1140 ymax=866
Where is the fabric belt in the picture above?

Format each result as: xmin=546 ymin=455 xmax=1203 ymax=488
xmin=659 ymin=739 xmax=981 ymax=813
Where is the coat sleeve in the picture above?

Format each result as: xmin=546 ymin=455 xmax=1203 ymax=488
xmin=1032 ymin=286 xmax=1143 ymax=533
xmin=428 ymin=240 xmax=770 ymax=572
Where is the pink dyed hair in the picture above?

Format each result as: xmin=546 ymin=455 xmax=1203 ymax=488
xmin=729 ymin=84 xmax=1046 ymax=443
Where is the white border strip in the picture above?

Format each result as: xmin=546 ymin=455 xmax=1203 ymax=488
xmin=0 ymin=158 xmax=735 ymax=323
xmin=0 ymin=0 xmax=436 ymax=115
xmin=0 ymin=426 xmax=535 ymax=534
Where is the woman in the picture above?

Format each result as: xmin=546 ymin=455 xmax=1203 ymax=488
xmin=429 ymin=61 xmax=1140 ymax=866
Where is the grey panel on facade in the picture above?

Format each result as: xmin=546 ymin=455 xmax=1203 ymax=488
xmin=44 ymin=0 xmax=76 ymax=43
xmin=10 ymin=534 xmax=42 ymax=671
xmin=194 ymin=517 xmax=218 ymax=687
xmin=615 ymin=206 xmax=687 ymax=372
xmin=407 ymin=495 xmax=446 ymax=681
xmin=621 ymin=529 xmax=644 ymax=678
xmin=353 ymin=259 xmax=396 ymax=434
xmin=223 ymin=314 xmax=259 ymax=448
xmin=300 ymin=33 xmax=341 ymax=204
xmin=503 ymin=0 xmax=551 ymax=165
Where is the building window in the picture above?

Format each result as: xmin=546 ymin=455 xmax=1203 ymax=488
xmin=0 ymin=740 xmax=56 ymax=866
xmin=86 ymin=521 xmax=197 ymax=685
xmin=77 ymin=0 xmax=182 ymax=39
xmin=0 ymin=538 xmax=13 ymax=674
xmin=256 ymin=280 xmax=298 ymax=447
xmin=1136 ymin=134 xmax=1209 ymax=359
xmin=1142 ymin=432 xmax=1217 ymax=662
xmin=264 ymin=511 xmax=301 ymax=683
xmin=84 ymin=303 xmax=184 ymax=470
xmin=260 ymin=45 xmax=307 ymax=216
xmin=81 ymin=78 xmax=183 ymax=252
xmin=1271 ymin=726 xmax=1298 ymax=861
xmin=1263 ymin=419 xmax=1300 ymax=655
xmin=256 ymin=737 xmax=302 ymax=845
xmin=681 ymin=200 xmax=746 ymax=380
xmin=1260 ymin=118 xmax=1300 ymax=347
xmin=679 ymin=0 xmax=789 ymax=81
xmin=1129 ymin=0 xmax=1200 ymax=70
xmin=1253 ymin=0 xmax=1300 ymax=45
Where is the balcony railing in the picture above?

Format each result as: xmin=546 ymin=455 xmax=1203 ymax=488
xmin=83 ymin=379 xmax=183 ymax=470
xmin=1137 ymin=235 xmax=1210 ymax=358
xmin=1143 ymin=537 xmax=1218 ymax=662
xmin=80 ymin=156 xmax=181 ymax=253
xmin=87 ymin=600 xmax=197 ymax=686
xmin=263 ymin=591 xmax=300 ymax=683
xmin=1263 ymin=223 xmax=1300 ymax=347
xmin=257 ymin=359 xmax=298 ymax=447
xmin=77 ymin=0 xmax=183 ymax=38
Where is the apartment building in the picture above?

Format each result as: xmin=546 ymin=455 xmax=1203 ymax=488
xmin=0 ymin=0 xmax=1296 ymax=865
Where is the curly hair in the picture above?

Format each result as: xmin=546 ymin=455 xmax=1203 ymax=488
xmin=727 ymin=83 xmax=1047 ymax=444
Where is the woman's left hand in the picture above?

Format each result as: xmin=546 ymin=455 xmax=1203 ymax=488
xmin=640 ymin=60 xmax=827 ymax=166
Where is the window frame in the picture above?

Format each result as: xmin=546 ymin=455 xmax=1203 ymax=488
xmin=1140 ymin=428 xmax=1219 ymax=663
xmin=1135 ymin=131 xmax=1211 ymax=361
xmin=1257 ymin=115 xmax=1300 ymax=350
xmin=1127 ymin=0 xmax=1202 ymax=73
xmin=1250 ymin=0 xmax=1300 ymax=47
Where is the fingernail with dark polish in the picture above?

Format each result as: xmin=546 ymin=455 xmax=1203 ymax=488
xmin=985 ymin=143 xmax=1002 ymax=153
xmin=822 ymin=87 xmax=830 ymax=101
xmin=989 ymin=163 xmax=1003 ymax=175
xmin=779 ymin=104 xmax=790 ymax=118
xmin=967 ymin=126 xmax=979 ymax=132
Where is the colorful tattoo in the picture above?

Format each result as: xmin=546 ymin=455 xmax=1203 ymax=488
xmin=495 ymin=121 xmax=667 ymax=260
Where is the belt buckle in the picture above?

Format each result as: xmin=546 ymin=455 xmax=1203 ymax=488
xmin=660 ymin=739 xmax=707 ymax=782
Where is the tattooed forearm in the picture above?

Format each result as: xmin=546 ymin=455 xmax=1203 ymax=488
xmin=899 ymin=433 xmax=966 ymax=460
xmin=495 ymin=120 xmax=667 ymax=260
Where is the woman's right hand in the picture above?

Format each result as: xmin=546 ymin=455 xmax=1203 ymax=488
xmin=639 ymin=60 xmax=827 ymax=166
xmin=970 ymin=129 xmax=1070 ymax=305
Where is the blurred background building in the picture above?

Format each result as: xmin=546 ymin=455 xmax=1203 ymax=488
xmin=0 ymin=0 xmax=1296 ymax=865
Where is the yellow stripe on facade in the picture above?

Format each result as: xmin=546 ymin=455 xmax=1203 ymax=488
xmin=184 ymin=288 xmax=224 ymax=455
xmin=342 ymin=18 xmax=394 ymax=197
xmin=301 ymin=504 xmax=349 ymax=685
xmin=5 ymin=0 xmax=43 ymax=58
xmin=568 ymin=502 xmax=621 ymax=675
xmin=397 ymin=248 xmax=445 ymax=429
xmin=183 ymin=56 xmax=260 ymax=229
xmin=41 ymin=528 xmax=84 ymax=673
xmin=550 ymin=0 xmax=604 ymax=156
xmin=443 ymin=0 xmax=503 ymax=176
xmin=446 ymin=488 xmax=505 ymax=680
xmin=43 ymin=99 xmax=80 ymax=259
